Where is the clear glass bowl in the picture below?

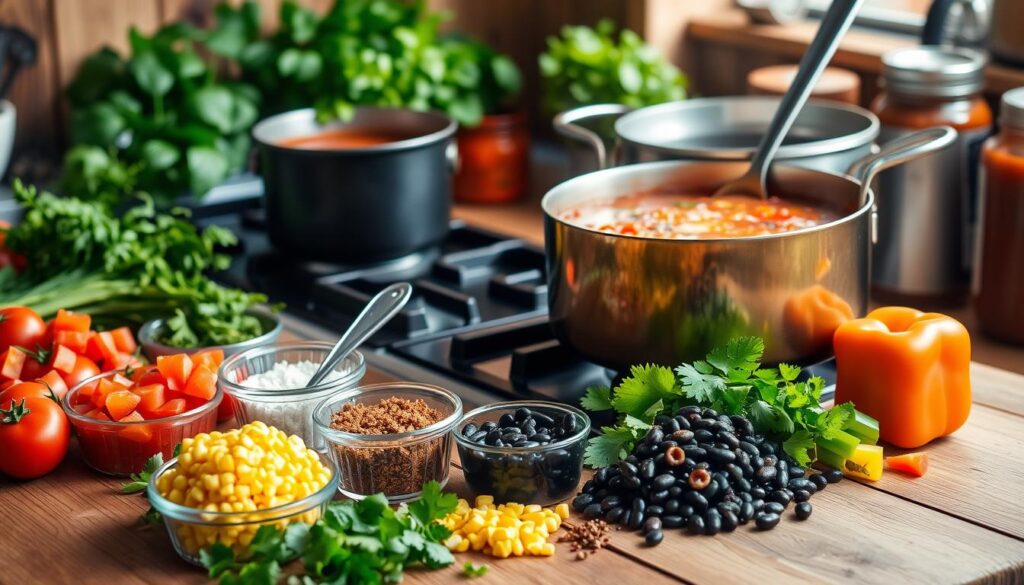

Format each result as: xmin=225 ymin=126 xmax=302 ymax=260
xmin=218 ymin=342 xmax=366 ymax=449
xmin=312 ymin=382 xmax=462 ymax=503
xmin=453 ymin=400 xmax=590 ymax=506
xmin=147 ymin=451 xmax=339 ymax=566
xmin=62 ymin=370 xmax=221 ymax=476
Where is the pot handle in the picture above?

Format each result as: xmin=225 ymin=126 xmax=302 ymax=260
xmin=552 ymin=103 xmax=632 ymax=170
xmin=847 ymin=126 xmax=958 ymax=208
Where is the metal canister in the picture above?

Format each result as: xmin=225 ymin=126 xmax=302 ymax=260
xmin=870 ymin=47 xmax=992 ymax=305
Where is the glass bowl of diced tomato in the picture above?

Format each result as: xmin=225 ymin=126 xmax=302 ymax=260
xmin=61 ymin=349 xmax=225 ymax=476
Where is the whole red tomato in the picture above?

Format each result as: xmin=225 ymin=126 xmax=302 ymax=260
xmin=0 ymin=381 xmax=57 ymax=405
xmin=62 ymin=355 xmax=100 ymax=391
xmin=0 ymin=396 xmax=70 ymax=479
xmin=0 ymin=307 xmax=47 ymax=352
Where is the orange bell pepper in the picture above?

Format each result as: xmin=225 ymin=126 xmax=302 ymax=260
xmin=833 ymin=306 xmax=971 ymax=448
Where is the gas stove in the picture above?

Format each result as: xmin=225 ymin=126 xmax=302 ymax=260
xmin=204 ymin=199 xmax=833 ymax=408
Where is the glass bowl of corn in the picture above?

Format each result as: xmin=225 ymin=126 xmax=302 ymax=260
xmin=146 ymin=421 xmax=339 ymax=566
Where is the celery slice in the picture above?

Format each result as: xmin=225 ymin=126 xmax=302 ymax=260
xmin=816 ymin=444 xmax=847 ymax=470
xmin=815 ymin=428 xmax=860 ymax=459
xmin=844 ymin=410 xmax=880 ymax=445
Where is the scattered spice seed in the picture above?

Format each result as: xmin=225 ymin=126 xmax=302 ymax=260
xmin=558 ymin=519 xmax=611 ymax=560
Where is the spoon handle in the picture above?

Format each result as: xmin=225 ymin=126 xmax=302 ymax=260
xmin=747 ymin=0 xmax=864 ymax=187
xmin=307 ymin=282 xmax=413 ymax=387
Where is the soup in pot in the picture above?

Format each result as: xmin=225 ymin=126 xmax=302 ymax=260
xmin=279 ymin=128 xmax=417 ymax=149
xmin=559 ymin=193 xmax=834 ymax=239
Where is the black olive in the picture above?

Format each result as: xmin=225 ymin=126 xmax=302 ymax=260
xmin=755 ymin=512 xmax=781 ymax=530
xmin=645 ymin=529 xmax=664 ymax=546
xmin=704 ymin=510 xmax=722 ymax=535
xmin=661 ymin=515 xmax=685 ymax=528
xmin=687 ymin=514 xmax=705 ymax=535
xmin=795 ymin=502 xmax=813 ymax=520
xmin=721 ymin=510 xmax=739 ymax=532
xmin=763 ymin=502 xmax=785 ymax=515
xmin=583 ymin=503 xmax=603 ymax=519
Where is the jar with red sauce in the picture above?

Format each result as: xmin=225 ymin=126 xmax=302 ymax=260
xmin=974 ymin=88 xmax=1024 ymax=344
xmin=870 ymin=46 xmax=992 ymax=306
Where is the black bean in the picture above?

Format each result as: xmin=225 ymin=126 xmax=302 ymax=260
xmin=687 ymin=514 xmax=705 ymax=535
xmin=516 ymin=440 xmax=540 ymax=448
xmin=755 ymin=465 xmax=777 ymax=483
xmin=581 ymin=479 xmax=595 ymax=494
xmin=738 ymin=441 xmax=760 ymax=457
xmin=631 ymin=498 xmax=646 ymax=522
xmin=738 ymin=492 xmax=753 ymax=503
xmin=750 ymin=487 xmax=766 ymax=499
xmin=705 ymin=510 xmax=722 ymax=535
xmin=572 ymin=494 xmax=593 ymax=511
xmin=693 ymin=429 xmax=715 ymax=443
xmin=810 ymin=474 xmax=829 ymax=491
xmin=702 ymin=478 xmax=720 ymax=501
xmin=462 ymin=423 xmax=478 ymax=437
xmin=531 ymin=433 xmax=551 ymax=443
xmin=755 ymin=512 xmax=781 ymax=530
xmin=618 ymin=461 xmax=639 ymax=479
xmin=691 ymin=419 xmax=717 ymax=431
xmin=640 ymin=459 xmax=656 ymax=480
xmin=730 ymin=416 xmax=755 ymax=436
xmin=752 ymin=499 xmax=765 ymax=512
xmin=716 ymin=430 xmax=740 ymax=449
xmin=623 ymin=476 xmax=642 ymax=490
xmin=635 ymin=444 xmax=655 ymax=458
xmin=707 ymin=447 xmax=737 ymax=463
xmin=562 ymin=415 xmax=578 ymax=434
xmin=608 ymin=476 xmax=624 ymax=490
xmin=532 ymin=412 xmax=555 ymax=427
xmin=664 ymin=418 xmax=681 ymax=433
xmin=789 ymin=466 xmax=806 ymax=479
xmin=787 ymin=478 xmax=815 ymax=493
xmin=664 ymin=499 xmax=680 ymax=514
xmin=768 ymin=490 xmax=792 ymax=507
xmin=469 ymin=430 xmax=488 ymax=442
xmin=721 ymin=510 xmax=739 ymax=532
xmin=668 ymin=486 xmax=683 ymax=498
xmin=650 ymin=490 xmax=670 ymax=503
xmin=823 ymin=468 xmax=844 ymax=483
xmin=734 ymin=478 xmax=752 ymax=493
xmin=739 ymin=502 xmax=755 ymax=522
xmin=643 ymin=516 xmax=663 ymax=534
xmin=514 ymin=407 xmax=531 ymax=422
xmin=775 ymin=465 xmax=790 ymax=490
xmin=674 ymin=416 xmax=691 ymax=431
xmin=670 ymin=429 xmax=694 ymax=443
xmin=678 ymin=505 xmax=695 ymax=518
xmin=701 ymin=408 xmax=719 ymax=419
xmin=485 ymin=429 xmax=502 ymax=445
xmin=739 ymin=463 xmax=755 ymax=478
xmin=651 ymin=473 xmax=674 ymax=490
xmin=501 ymin=432 xmax=525 ymax=444
xmin=583 ymin=503 xmax=603 ymax=519
xmin=646 ymin=505 xmax=664 ymax=517
xmin=760 ymin=443 xmax=776 ymax=456
xmin=600 ymin=495 xmax=622 ymax=511
xmin=763 ymin=502 xmax=785 ymax=515
xmin=662 ymin=515 xmax=685 ymax=528
xmin=645 ymin=529 xmax=664 ymax=546
xmin=645 ymin=427 xmax=665 ymax=445
xmin=683 ymin=491 xmax=709 ymax=511
xmin=751 ymin=456 xmax=765 ymax=469
xmin=682 ymin=446 xmax=707 ymax=459
xmin=795 ymin=502 xmax=813 ymax=520
xmin=678 ymin=405 xmax=701 ymax=416
xmin=620 ymin=510 xmax=632 ymax=527
xmin=480 ymin=421 xmax=497 ymax=431
xmin=605 ymin=506 xmax=624 ymax=524
xmin=793 ymin=489 xmax=811 ymax=503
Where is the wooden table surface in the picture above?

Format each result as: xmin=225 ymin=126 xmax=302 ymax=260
xmin=3 ymin=194 xmax=1024 ymax=584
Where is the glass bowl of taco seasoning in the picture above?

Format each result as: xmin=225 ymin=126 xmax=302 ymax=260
xmin=312 ymin=382 xmax=462 ymax=503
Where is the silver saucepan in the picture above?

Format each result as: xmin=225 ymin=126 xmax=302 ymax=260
xmin=542 ymin=127 xmax=956 ymax=370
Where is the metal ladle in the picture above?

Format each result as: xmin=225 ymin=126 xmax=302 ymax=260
xmin=714 ymin=0 xmax=864 ymax=199
xmin=306 ymin=282 xmax=413 ymax=387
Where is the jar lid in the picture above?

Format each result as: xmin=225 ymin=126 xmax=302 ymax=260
xmin=1001 ymin=87 xmax=1024 ymax=129
xmin=881 ymin=46 xmax=986 ymax=99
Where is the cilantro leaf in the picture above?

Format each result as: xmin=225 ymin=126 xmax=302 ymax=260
xmin=421 ymin=541 xmax=454 ymax=569
xmin=120 ymin=453 xmax=163 ymax=494
xmin=462 ymin=562 xmax=489 ymax=577
xmin=706 ymin=336 xmax=763 ymax=378
xmin=782 ymin=430 xmax=816 ymax=467
xmin=201 ymin=542 xmax=238 ymax=578
xmin=749 ymin=400 xmax=794 ymax=434
xmin=611 ymin=364 xmax=679 ymax=418
xmin=580 ymin=386 xmax=613 ymax=411
xmin=408 ymin=481 xmax=458 ymax=528
xmin=622 ymin=414 xmax=652 ymax=431
xmin=778 ymin=363 xmax=801 ymax=381
xmin=584 ymin=427 xmax=638 ymax=468
xmin=676 ymin=362 xmax=725 ymax=404
xmin=818 ymin=402 xmax=855 ymax=440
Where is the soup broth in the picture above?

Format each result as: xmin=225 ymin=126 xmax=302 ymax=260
xmin=560 ymin=193 xmax=834 ymax=238
xmin=279 ymin=128 xmax=416 ymax=149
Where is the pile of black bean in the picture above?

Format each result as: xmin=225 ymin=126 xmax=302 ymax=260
xmin=457 ymin=406 xmax=586 ymax=505
xmin=572 ymin=406 xmax=842 ymax=544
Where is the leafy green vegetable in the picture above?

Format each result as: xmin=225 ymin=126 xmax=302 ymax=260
xmin=539 ymin=19 xmax=686 ymax=115
xmin=204 ymin=481 xmax=457 ymax=584
xmin=0 ymin=181 xmax=266 ymax=347
xmin=121 ymin=453 xmax=164 ymax=494
xmin=582 ymin=336 xmax=867 ymax=468
xmin=462 ymin=562 xmax=489 ymax=578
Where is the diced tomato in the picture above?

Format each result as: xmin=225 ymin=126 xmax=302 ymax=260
xmin=84 ymin=408 xmax=111 ymax=421
xmin=117 ymin=412 xmax=152 ymax=443
xmin=49 ymin=344 xmax=79 ymax=375
xmin=54 ymin=330 xmax=90 ymax=354
xmin=92 ymin=377 xmax=128 ymax=409
xmin=92 ymin=331 xmax=120 ymax=368
xmin=157 ymin=353 xmax=192 ymax=390
xmin=184 ymin=395 xmax=208 ymax=411
xmin=217 ymin=394 xmax=236 ymax=423
xmin=0 ymin=346 xmax=26 ymax=380
xmin=109 ymin=327 xmax=137 ymax=353
xmin=885 ymin=452 xmax=929 ymax=477
xmin=72 ymin=403 xmax=93 ymax=415
xmin=130 ymin=364 xmax=159 ymax=384
xmin=106 ymin=390 xmax=141 ymax=420
xmin=183 ymin=364 xmax=217 ymax=401
xmin=112 ymin=372 xmax=133 ymax=387
xmin=192 ymin=348 xmax=225 ymax=372
xmin=52 ymin=309 xmax=91 ymax=334
xmin=134 ymin=384 xmax=166 ymax=418
xmin=84 ymin=332 xmax=105 ymax=362
xmin=151 ymin=398 xmax=186 ymax=419
xmin=36 ymin=370 xmax=69 ymax=401
xmin=63 ymin=355 xmax=101 ymax=392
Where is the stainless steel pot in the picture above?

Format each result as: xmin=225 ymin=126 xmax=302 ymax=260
xmin=542 ymin=128 xmax=955 ymax=370
xmin=554 ymin=97 xmax=879 ymax=174
xmin=253 ymin=107 xmax=457 ymax=263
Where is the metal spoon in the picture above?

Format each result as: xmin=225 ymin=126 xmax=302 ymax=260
xmin=306 ymin=282 xmax=413 ymax=387
xmin=714 ymin=0 xmax=864 ymax=199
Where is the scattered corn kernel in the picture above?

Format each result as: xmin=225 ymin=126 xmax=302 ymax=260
xmin=155 ymin=422 xmax=332 ymax=558
xmin=440 ymin=497 xmax=565 ymax=559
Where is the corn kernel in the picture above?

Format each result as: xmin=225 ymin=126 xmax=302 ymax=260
xmin=555 ymin=503 xmax=570 ymax=520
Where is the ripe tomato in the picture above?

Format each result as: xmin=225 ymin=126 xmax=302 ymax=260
xmin=0 ymin=381 xmax=58 ymax=405
xmin=62 ymin=355 xmax=101 ymax=391
xmin=0 ymin=396 xmax=70 ymax=479
xmin=0 ymin=307 xmax=47 ymax=352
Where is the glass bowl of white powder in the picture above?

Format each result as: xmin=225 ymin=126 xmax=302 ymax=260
xmin=219 ymin=342 xmax=365 ymax=447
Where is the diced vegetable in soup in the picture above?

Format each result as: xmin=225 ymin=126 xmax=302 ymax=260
xmin=559 ymin=193 xmax=834 ymax=238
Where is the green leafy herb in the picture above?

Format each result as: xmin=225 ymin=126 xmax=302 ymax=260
xmin=539 ymin=19 xmax=686 ymax=115
xmin=121 ymin=453 xmax=163 ymax=494
xmin=462 ymin=562 xmax=489 ymax=578
xmin=204 ymin=481 xmax=456 ymax=584
xmin=582 ymin=336 xmax=866 ymax=467
xmin=0 ymin=181 xmax=267 ymax=347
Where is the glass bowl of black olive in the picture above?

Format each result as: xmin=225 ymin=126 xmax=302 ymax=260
xmin=454 ymin=401 xmax=590 ymax=506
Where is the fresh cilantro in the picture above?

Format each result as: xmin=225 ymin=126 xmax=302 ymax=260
xmin=580 ymin=386 xmax=613 ymax=411
xmin=583 ymin=427 xmax=637 ymax=468
xmin=462 ymin=562 xmax=489 ymax=578
xmin=782 ymin=430 xmax=816 ymax=466
xmin=818 ymin=402 xmax=855 ymax=440
xmin=611 ymin=364 xmax=680 ymax=418
xmin=120 ymin=453 xmax=163 ymax=494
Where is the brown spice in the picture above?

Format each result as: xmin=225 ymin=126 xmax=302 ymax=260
xmin=329 ymin=397 xmax=448 ymax=499
xmin=558 ymin=519 xmax=611 ymax=560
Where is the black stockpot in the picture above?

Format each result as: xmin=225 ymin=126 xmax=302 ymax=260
xmin=253 ymin=107 xmax=458 ymax=263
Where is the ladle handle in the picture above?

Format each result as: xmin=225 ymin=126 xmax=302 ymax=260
xmin=552 ymin=103 xmax=632 ymax=170
xmin=848 ymin=126 xmax=958 ymax=207
xmin=746 ymin=0 xmax=864 ymax=188
xmin=306 ymin=282 xmax=413 ymax=387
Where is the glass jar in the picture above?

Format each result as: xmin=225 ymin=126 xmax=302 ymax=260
xmin=870 ymin=47 xmax=993 ymax=306
xmin=454 ymin=110 xmax=530 ymax=204
xmin=975 ymin=88 xmax=1024 ymax=344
